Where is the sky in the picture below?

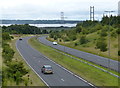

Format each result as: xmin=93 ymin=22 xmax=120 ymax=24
xmin=0 ymin=0 xmax=120 ymax=20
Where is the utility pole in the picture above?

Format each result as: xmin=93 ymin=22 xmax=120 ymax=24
xmin=90 ymin=6 xmax=95 ymax=21
xmin=118 ymin=1 xmax=120 ymax=16
xmin=61 ymin=12 xmax=66 ymax=52
xmin=104 ymin=10 xmax=115 ymax=70
xmin=61 ymin=12 xmax=64 ymax=21
xmin=60 ymin=12 xmax=67 ymax=25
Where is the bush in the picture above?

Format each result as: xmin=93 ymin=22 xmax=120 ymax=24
xmin=82 ymin=28 xmax=89 ymax=34
xmin=80 ymin=36 xmax=88 ymax=44
xmin=118 ymin=50 xmax=120 ymax=56
xmin=49 ymin=33 xmax=54 ymax=38
xmin=96 ymin=38 xmax=107 ymax=52
xmin=69 ymin=35 xmax=77 ymax=41
xmin=74 ymin=43 xmax=78 ymax=46
xmin=54 ymin=36 xmax=58 ymax=40
xmin=100 ymin=29 xmax=107 ymax=37
xmin=2 ymin=45 xmax=15 ymax=63
xmin=2 ymin=32 xmax=11 ymax=41
xmin=63 ymin=37 xmax=70 ymax=42
xmin=111 ymin=30 xmax=117 ymax=38
xmin=75 ymin=25 xmax=82 ymax=33
xmin=6 ymin=61 xmax=28 ymax=85
xmin=59 ymin=39 xmax=62 ymax=42
xmin=116 ymin=28 xmax=120 ymax=34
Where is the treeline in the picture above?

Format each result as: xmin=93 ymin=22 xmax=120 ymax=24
xmin=2 ymin=24 xmax=49 ymax=34
xmin=101 ymin=15 xmax=120 ymax=26
xmin=2 ymin=32 xmax=29 ymax=86
xmin=49 ymin=15 xmax=120 ymax=53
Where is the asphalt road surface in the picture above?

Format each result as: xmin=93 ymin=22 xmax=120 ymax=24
xmin=38 ymin=36 xmax=120 ymax=72
xmin=16 ymin=37 xmax=94 ymax=87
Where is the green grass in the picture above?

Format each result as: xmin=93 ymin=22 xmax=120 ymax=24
xmin=6 ymin=35 xmax=46 ymax=86
xmin=61 ymin=52 xmax=120 ymax=76
xmin=0 ymin=48 xmax=2 ymax=86
xmin=47 ymin=36 xmax=119 ymax=75
xmin=28 ymin=37 xmax=119 ymax=87
xmin=47 ymin=32 xmax=118 ymax=61
xmin=0 ymin=48 xmax=1 ymax=86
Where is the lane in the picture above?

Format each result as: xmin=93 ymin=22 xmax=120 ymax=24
xmin=38 ymin=36 xmax=120 ymax=72
xmin=16 ymin=37 xmax=94 ymax=87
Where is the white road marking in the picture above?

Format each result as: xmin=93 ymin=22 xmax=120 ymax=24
xmin=43 ymin=55 xmax=96 ymax=87
xmin=17 ymin=37 xmax=96 ymax=87
xmin=16 ymin=41 xmax=50 ymax=87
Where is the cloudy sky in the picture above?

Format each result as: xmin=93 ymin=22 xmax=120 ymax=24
xmin=0 ymin=0 xmax=120 ymax=20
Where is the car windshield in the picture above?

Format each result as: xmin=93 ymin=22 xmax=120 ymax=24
xmin=45 ymin=66 xmax=52 ymax=69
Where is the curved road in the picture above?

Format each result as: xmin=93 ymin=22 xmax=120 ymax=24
xmin=38 ymin=36 xmax=120 ymax=72
xmin=16 ymin=37 xmax=94 ymax=87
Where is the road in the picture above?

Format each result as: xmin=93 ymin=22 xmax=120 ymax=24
xmin=16 ymin=37 xmax=94 ymax=87
xmin=38 ymin=36 xmax=120 ymax=72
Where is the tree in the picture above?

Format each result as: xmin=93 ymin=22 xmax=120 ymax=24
xmin=2 ymin=24 xmax=43 ymax=34
xmin=2 ymin=45 xmax=15 ymax=63
xmin=69 ymin=35 xmax=76 ymax=41
xmin=100 ymin=29 xmax=107 ymax=37
xmin=2 ymin=32 xmax=11 ymax=41
xmin=116 ymin=28 xmax=120 ymax=34
xmin=6 ymin=61 xmax=28 ymax=85
xmin=118 ymin=50 xmax=120 ymax=56
xmin=96 ymin=38 xmax=107 ymax=52
xmin=80 ymin=36 xmax=88 ymax=44
xmin=49 ymin=32 xmax=54 ymax=38
xmin=74 ymin=42 xmax=78 ymax=46
xmin=53 ymin=36 xmax=57 ymax=40
xmin=42 ymin=29 xmax=48 ymax=34
xmin=75 ymin=25 xmax=82 ymax=33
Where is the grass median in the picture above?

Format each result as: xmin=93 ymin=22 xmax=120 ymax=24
xmin=28 ymin=36 xmax=119 ymax=87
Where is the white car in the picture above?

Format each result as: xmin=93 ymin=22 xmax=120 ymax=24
xmin=53 ymin=42 xmax=57 ymax=45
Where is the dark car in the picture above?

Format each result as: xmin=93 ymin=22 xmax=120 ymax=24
xmin=41 ymin=65 xmax=53 ymax=74
xmin=19 ymin=38 xmax=22 ymax=40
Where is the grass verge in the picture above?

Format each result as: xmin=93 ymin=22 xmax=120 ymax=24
xmin=7 ymin=35 xmax=45 ymax=86
xmin=28 ymin=37 xmax=119 ymax=87
xmin=47 ymin=37 xmax=120 ymax=76
xmin=47 ymin=34 xmax=118 ymax=61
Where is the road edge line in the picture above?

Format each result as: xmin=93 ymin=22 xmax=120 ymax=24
xmin=16 ymin=40 xmax=50 ymax=87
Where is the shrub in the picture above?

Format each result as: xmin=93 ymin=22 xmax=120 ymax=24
xmin=96 ymin=38 xmax=107 ymax=52
xmin=116 ymin=28 xmax=120 ymax=34
xmin=111 ymin=30 xmax=117 ymax=38
xmin=2 ymin=32 xmax=11 ymax=41
xmin=54 ymin=36 xmax=57 ymax=40
xmin=79 ymin=36 xmax=88 ymax=44
xmin=118 ymin=50 xmax=120 ymax=56
xmin=6 ymin=61 xmax=28 ymax=85
xmin=100 ymin=29 xmax=107 ymax=37
xmin=69 ymin=35 xmax=77 ymax=41
xmin=74 ymin=43 xmax=78 ymax=46
xmin=75 ymin=25 xmax=82 ymax=33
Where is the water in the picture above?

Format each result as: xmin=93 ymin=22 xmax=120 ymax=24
xmin=0 ymin=24 xmax=77 ymax=27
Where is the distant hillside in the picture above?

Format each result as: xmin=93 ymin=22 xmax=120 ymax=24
xmin=48 ymin=19 xmax=119 ymax=61
xmin=1 ymin=20 xmax=82 ymax=24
